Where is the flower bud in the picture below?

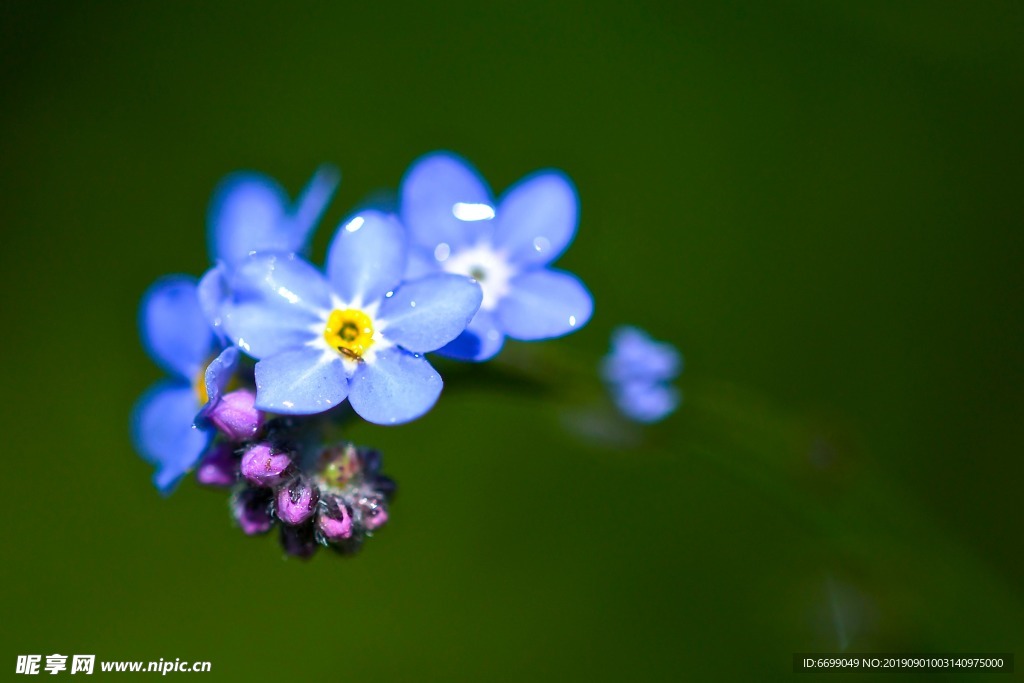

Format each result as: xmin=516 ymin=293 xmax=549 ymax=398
xmin=358 ymin=495 xmax=389 ymax=531
xmin=232 ymin=488 xmax=273 ymax=535
xmin=207 ymin=389 xmax=264 ymax=441
xmin=317 ymin=498 xmax=353 ymax=541
xmin=371 ymin=475 xmax=397 ymax=500
xmin=275 ymin=477 xmax=319 ymax=525
xmin=240 ymin=443 xmax=293 ymax=487
xmin=280 ymin=523 xmax=317 ymax=559
xmin=359 ymin=448 xmax=382 ymax=476
xmin=195 ymin=442 xmax=237 ymax=487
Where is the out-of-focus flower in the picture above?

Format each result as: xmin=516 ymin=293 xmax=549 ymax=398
xmin=207 ymin=166 xmax=339 ymax=268
xmin=601 ymin=326 xmax=681 ymax=423
xmin=132 ymin=277 xmax=238 ymax=492
xmin=221 ymin=210 xmax=482 ymax=423
xmin=399 ymin=151 xmax=592 ymax=361
xmin=199 ymin=166 xmax=340 ymax=331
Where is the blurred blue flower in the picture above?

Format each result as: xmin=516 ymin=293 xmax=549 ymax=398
xmin=134 ymin=167 xmax=335 ymax=493
xmin=199 ymin=166 xmax=340 ymax=331
xmin=601 ymin=326 xmax=681 ymax=423
xmin=399 ymin=151 xmax=592 ymax=361
xmin=221 ymin=210 xmax=482 ymax=424
xmin=132 ymin=277 xmax=239 ymax=493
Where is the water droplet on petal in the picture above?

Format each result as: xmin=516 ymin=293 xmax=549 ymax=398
xmin=452 ymin=203 xmax=495 ymax=221
xmin=569 ymin=315 xmax=577 ymax=327
xmin=533 ymin=236 xmax=550 ymax=253
xmin=434 ymin=243 xmax=451 ymax=261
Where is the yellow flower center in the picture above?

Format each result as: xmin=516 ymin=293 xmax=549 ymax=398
xmin=324 ymin=308 xmax=375 ymax=361
xmin=194 ymin=369 xmax=209 ymax=405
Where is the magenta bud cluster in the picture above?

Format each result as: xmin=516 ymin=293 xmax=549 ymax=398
xmin=193 ymin=389 xmax=395 ymax=559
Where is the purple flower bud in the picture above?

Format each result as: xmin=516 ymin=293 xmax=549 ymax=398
xmin=195 ymin=443 xmax=237 ymax=487
xmin=280 ymin=523 xmax=317 ymax=559
xmin=275 ymin=477 xmax=319 ymax=526
xmin=371 ymin=475 xmax=397 ymax=500
xmin=207 ymin=389 xmax=264 ymax=442
xmin=232 ymin=489 xmax=273 ymax=535
xmin=240 ymin=443 xmax=293 ymax=487
xmin=317 ymin=499 xmax=353 ymax=541
xmin=359 ymin=448 xmax=382 ymax=476
xmin=358 ymin=496 xmax=389 ymax=531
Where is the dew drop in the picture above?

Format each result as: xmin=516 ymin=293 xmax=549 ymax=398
xmin=452 ymin=203 xmax=495 ymax=221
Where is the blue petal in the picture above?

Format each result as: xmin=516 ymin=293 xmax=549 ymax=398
xmin=493 ymin=171 xmax=578 ymax=267
xmin=221 ymin=254 xmax=330 ymax=358
xmin=377 ymin=274 xmax=482 ymax=353
xmin=197 ymin=262 xmax=229 ymax=334
xmin=498 ymin=269 xmax=593 ymax=340
xmin=222 ymin=302 xmax=319 ymax=359
xmin=254 ymin=348 xmax=349 ymax=415
xmin=140 ymin=276 xmax=216 ymax=379
xmin=612 ymin=380 xmax=680 ymax=423
xmin=131 ymin=381 xmax=212 ymax=494
xmin=207 ymin=172 xmax=289 ymax=267
xmin=405 ymin=246 xmax=440 ymax=280
xmin=400 ymin=151 xmax=494 ymax=252
xmin=326 ymin=210 xmax=407 ymax=305
xmin=285 ymin=165 xmax=340 ymax=252
xmin=434 ymin=309 xmax=506 ymax=361
xmin=201 ymin=346 xmax=238 ymax=413
xmin=228 ymin=253 xmax=332 ymax=308
xmin=348 ymin=348 xmax=442 ymax=425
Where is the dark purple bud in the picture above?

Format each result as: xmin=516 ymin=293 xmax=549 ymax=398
xmin=232 ymin=488 xmax=273 ymax=536
xmin=195 ymin=443 xmax=237 ymax=487
xmin=240 ymin=443 xmax=293 ymax=487
xmin=371 ymin=475 xmax=397 ymax=500
xmin=359 ymin=448 xmax=382 ymax=476
xmin=280 ymin=523 xmax=317 ymax=559
xmin=358 ymin=495 xmax=389 ymax=531
xmin=317 ymin=499 xmax=353 ymax=541
xmin=208 ymin=389 xmax=264 ymax=442
xmin=275 ymin=477 xmax=319 ymax=526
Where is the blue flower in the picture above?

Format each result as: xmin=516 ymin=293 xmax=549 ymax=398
xmin=132 ymin=277 xmax=239 ymax=493
xmin=221 ymin=210 xmax=483 ymax=424
xmin=399 ymin=152 xmax=593 ymax=361
xmin=199 ymin=166 xmax=340 ymax=330
xmin=135 ymin=168 xmax=336 ymax=493
xmin=601 ymin=326 xmax=681 ymax=423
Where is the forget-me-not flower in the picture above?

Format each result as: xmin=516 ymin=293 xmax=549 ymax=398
xmin=132 ymin=277 xmax=239 ymax=492
xmin=134 ymin=166 xmax=338 ymax=493
xmin=400 ymin=152 xmax=592 ymax=361
xmin=199 ymin=165 xmax=340 ymax=330
xmin=221 ymin=210 xmax=483 ymax=424
xmin=601 ymin=326 xmax=681 ymax=423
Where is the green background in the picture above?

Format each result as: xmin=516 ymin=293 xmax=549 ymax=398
xmin=2 ymin=1 xmax=1022 ymax=680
